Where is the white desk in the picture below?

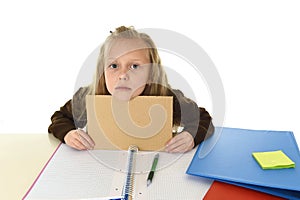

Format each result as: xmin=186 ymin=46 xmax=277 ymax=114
xmin=0 ymin=134 xmax=60 ymax=200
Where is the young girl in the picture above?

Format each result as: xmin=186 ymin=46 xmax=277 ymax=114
xmin=48 ymin=26 xmax=214 ymax=153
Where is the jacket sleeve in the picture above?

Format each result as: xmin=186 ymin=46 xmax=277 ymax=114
xmin=172 ymin=89 xmax=214 ymax=147
xmin=48 ymin=99 xmax=76 ymax=143
xmin=48 ymin=87 xmax=89 ymax=142
xmin=194 ymin=107 xmax=214 ymax=146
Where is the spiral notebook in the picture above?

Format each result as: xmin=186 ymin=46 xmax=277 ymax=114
xmin=23 ymin=143 xmax=212 ymax=199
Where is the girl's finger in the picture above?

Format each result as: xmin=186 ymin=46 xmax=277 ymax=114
xmin=77 ymin=130 xmax=95 ymax=149
xmin=71 ymin=137 xmax=87 ymax=150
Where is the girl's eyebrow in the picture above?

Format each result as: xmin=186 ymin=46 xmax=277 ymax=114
xmin=107 ymin=57 xmax=116 ymax=62
xmin=107 ymin=57 xmax=145 ymax=63
xmin=129 ymin=59 xmax=145 ymax=62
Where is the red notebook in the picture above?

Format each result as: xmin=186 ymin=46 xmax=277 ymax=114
xmin=204 ymin=181 xmax=286 ymax=200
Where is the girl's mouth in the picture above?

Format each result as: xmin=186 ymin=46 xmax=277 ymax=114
xmin=115 ymin=86 xmax=131 ymax=91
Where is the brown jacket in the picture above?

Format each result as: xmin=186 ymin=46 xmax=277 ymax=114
xmin=48 ymin=87 xmax=214 ymax=147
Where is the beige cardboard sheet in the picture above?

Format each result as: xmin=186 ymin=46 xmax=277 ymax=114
xmin=86 ymin=95 xmax=173 ymax=151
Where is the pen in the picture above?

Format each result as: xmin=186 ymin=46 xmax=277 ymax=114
xmin=147 ymin=153 xmax=159 ymax=186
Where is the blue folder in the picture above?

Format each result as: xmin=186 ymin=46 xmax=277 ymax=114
xmin=186 ymin=127 xmax=300 ymax=200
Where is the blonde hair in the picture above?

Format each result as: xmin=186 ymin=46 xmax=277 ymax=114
xmin=88 ymin=26 xmax=171 ymax=96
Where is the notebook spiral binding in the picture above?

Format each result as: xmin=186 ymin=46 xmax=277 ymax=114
xmin=123 ymin=145 xmax=138 ymax=200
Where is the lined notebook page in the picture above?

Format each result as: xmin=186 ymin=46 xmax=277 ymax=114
xmin=133 ymin=151 xmax=213 ymax=200
xmin=24 ymin=144 xmax=125 ymax=199
xmin=24 ymin=144 xmax=212 ymax=200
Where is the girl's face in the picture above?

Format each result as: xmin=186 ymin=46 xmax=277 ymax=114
xmin=104 ymin=39 xmax=151 ymax=101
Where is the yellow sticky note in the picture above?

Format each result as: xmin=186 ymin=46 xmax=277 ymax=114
xmin=252 ymin=150 xmax=295 ymax=170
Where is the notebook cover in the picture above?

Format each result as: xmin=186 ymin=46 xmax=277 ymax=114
xmin=186 ymin=127 xmax=300 ymax=199
xmin=86 ymin=95 xmax=173 ymax=151
xmin=222 ymin=180 xmax=300 ymax=200
xmin=204 ymin=181 xmax=286 ymax=200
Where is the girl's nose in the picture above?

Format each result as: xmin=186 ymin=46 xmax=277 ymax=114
xmin=118 ymin=67 xmax=129 ymax=80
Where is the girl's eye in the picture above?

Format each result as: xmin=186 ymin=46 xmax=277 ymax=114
xmin=130 ymin=64 xmax=139 ymax=70
xmin=109 ymin=64 xmax=118 ymax=69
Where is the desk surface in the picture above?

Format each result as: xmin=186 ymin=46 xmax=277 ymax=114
xmin=2 ymin=132 xmax=299 ymax=200
xmin=0 ymin=134 xmax=60 ymax=200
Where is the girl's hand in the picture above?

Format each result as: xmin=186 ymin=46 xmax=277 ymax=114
xmin=165 ymin=131 xmax=194 ymax=153
xmin=64 ymin=129 xmax=95 ymax=150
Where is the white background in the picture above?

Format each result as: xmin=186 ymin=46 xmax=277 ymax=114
xmin=0 ymin=0 xmax=299 ymax=143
